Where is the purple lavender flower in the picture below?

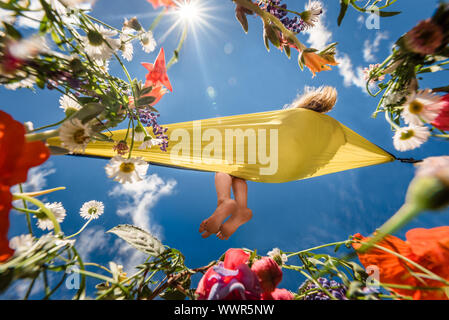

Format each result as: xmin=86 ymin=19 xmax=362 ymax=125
xmin=136 ymin=109 xmax=169 ymax=152
xmin=259 ymin=0 xmax=307 ymax=33
xmin=299 ymin=278 xmax=348 ymax=300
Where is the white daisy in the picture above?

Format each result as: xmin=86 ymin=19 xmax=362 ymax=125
xmin=140 ymin=31 xmax=157 ymax=53
xmin=138 ymin=137 xmax=163 ymax=150
xmin=4 ymin=75 xmax=36 ymax=90
xmin=302 ymin=0 xmax=323 ymax=29
xmin=133 ymin=126 xmax=146 ymax=142
xmin=83 ymin=23 xmax=121 ymax=61
xmin=59 ymin=94 xmax=82 ymax=114
xmin=9 ymin=234 xmax=34 ymax=255
xmin=121 ymin=41 xmax=134 ymax=62
xmin=267 ymin=248 xmax=288 ymax=265
xmin=393 ymin=124 xmax=430 ymax=152
xmin=80 ymin=200 xmax=104 ymax=220
xmin=401 ymin=90 xmax=444 ymax=125
xmin=36 ymin=202 xmax=66 ymax=231
xmin=59 ymin=118 xmax=92 ymax=153
xmin=105 ymin=156 xmax=149 ymax=184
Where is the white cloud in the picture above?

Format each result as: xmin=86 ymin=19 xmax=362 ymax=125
xmin=76 ymin=227 xmax=111 ymax=260
xmin=336 ymin=53 xmax=366 ymax=90
xmin=108 ymin=174 xmax=177 ymax=239
xmin=363 ymin=32 xmax=389 ymax=62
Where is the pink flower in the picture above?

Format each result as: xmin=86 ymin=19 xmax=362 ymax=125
xmin=262 ymin=288 xmax=294 ymax=300
xmin=146 ymin=0 xmax=176 ymax=9
xmin=404 ymin=19 xmax=444 ymax=55
xmin=196 ymin=263 xmax=261 ymax=300
xmin=251 ymin=257 xmax=283 ymax=294
xmin=196 ymin=249 xmax=261 ymax=300
xmin=142 ymin=48 xmax=173 ymax=92
xmin=113 ymin=140 xmax=129 ymax=155
xmin=432 ymin=94 xmax=449 ymax=131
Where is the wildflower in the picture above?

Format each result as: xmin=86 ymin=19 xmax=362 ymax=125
xmin=393 ymin=125 xmax=430 ymax=152
xmin=140 ymin=31 xmax=157 ymax=53
xmin=196 ymin=249 xmax=261 ymax=300
xmin=299 ymin=278 xmax=347 ymax=300
xmin=142 ymin=48 xmax=173 ymax=92
xmin=353 ymin=227 xmax=449 ymax=300
xmin=123 ymin=17 xmax=143 ymax=32
xmin=251 ymin=257 xmax=283 ymax=293
xmin=133 ymin=126 xmax=146 ymax=142
xmin=143 ymin=83 xmax=168 ymax=106
xmin=301 ymin=0 xmax=323 ymax=29
xmin=0 ymin=111 xmax=49 ymax=262
xmin=59 ymin=118 xmax=92 ymax=154
xmin=401 ymin=90 xmax=444 ymax=125
xmin=363 ymin=64 xmax=385 ymax=84
xmin=113 ymin=140 xmax=129 ymax=156
xmin=9 ymin=234 xmax=34 ymax=255
xmin=404 ymin=19 xmax=444 ymax=55
xmin=83 ymin=24 xmax=121 ymax=61
xmin=121 ymin=40 xmax=134 ymax=62
xmin=138 ymin=137 xmax=163 ymax=150
xmin=36 ymin=202 xmax=66 ymax=231
xmin=262 ymin=288 xmax=294 ymax=300
xmin=80 ymin=200 xmax=104 ymax=220
xmin=4 ymin=75 xmax=36 ymax=91
xmin=59 ymin=94 xmax=82 ymax=116
xmin=301 ymin=49 xmax=338 ymax=78
xmin=267 ymin=248 xmax=288 ymax=265
xmin=105 ymin=156 xmax=149 ymax=184
xmin=146 ymin=0 xmax=176 ymax=9
xmin=431 ymin=94 xmax=449 ymax=131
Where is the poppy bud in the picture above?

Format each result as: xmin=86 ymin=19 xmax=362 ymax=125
xmin=251 ymin=257 xmax=283 ymax=293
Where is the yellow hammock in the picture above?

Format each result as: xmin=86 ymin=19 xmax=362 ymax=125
xmin=47 ymin=108 xmax=396 ymax=183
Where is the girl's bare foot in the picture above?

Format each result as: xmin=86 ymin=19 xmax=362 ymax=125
xmin=199 ymin=199 xmax=237 ymax=238
xmin=217 ymin=208 xmax=253 ymax=240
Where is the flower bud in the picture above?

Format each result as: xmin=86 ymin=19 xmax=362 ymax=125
xmin=251 ymin=257 xmax=283 ymax=293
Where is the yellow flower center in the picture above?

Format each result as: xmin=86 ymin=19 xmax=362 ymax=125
xmin=120 ymin=162 xmax=135 ymax=173
xmin=400 ymin=130 xmax=415 ymax=140
xmin=88 ymin=208 xmax=97 ymax=215
xmin=409 ymin=100 xmax=424 ymax=114
xmin=73 ymin=129 xmax=88 ymax=144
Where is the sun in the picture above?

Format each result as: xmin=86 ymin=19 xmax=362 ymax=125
xmin=176 ymin=0 xmax=201 ymax=23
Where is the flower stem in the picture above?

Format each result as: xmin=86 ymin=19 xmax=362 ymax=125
xmin=12 ymin=194 xmax=61 ymax=234
xmin=65 ymin=218 xmax=94 ymax=239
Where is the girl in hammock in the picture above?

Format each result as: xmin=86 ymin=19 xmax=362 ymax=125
xmin=199 ymin=86 xmax=338 ymax=240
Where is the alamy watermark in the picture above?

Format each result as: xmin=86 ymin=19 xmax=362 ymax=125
xmin=365 ymin=6 xmax=380 ymax=30
xmin=169 ymin=121 xmax=279 ymax=175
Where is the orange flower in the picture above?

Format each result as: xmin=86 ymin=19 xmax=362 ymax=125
xmin=0 ymin=111 xmax=50 ymax=263
xmin=301 ymin=51 xmax=338 ymax=78
xmin=353 ymin=227 xmax=449 ymax=300
xmin=142 ymin=48 xmax=173 ymax=92
xmin=147 ymin=0 xmax=176 ymax=9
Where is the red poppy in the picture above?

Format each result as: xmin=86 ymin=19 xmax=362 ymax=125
xmin=251 ymin=257 xmax=283 ymax=293
xmin=262 ymin=288 xmax=294 ymax=300
xmin=353 ymin=227 xmax=449 ymax=300
xmin=142 ymin=48 xmax=173 ymax=93
xmin=432 ymin=94 xmax=449 ymax=131
xmin=0 ymin=110 xmax=50 ymax=263
xmin=196 ymin=249 xmax=261 ymax=300
xmin=146 ymin=0 xmax=176 ymax=9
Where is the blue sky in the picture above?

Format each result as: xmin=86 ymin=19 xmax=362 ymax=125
xmin=1 ymin=0 xmax=449 ymax=299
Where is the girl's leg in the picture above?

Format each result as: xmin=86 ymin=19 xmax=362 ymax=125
xmin=199 ymin=172 xmax=237 ymax=238
xmin=217 ymin=177 xmax=253 ymax=240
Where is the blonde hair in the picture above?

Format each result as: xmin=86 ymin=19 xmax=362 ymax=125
xmin=286 ymin=86 xmax=337 ymax=114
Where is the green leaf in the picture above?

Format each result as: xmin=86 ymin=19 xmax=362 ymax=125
xmin=72 ymin=103 xmax=105 ymax=124
xmin=378 ymin=11 xmax=401 ymax=17
xmin=140 ymin=86 xmax=153 ymax=96
xmin=284 ymin=45 xmax=291 ymax=59
xmin=2 ymin=22 xmax=22 ymax=40
xmin=137 ymin=96 xmax=156 ymax=107
xmin=107 ymin=224 xmax=166 ymax=257
xmin=337 ymin=0 xmax=349 ymax=26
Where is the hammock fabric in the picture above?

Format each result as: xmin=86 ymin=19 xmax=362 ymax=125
xmin=47 ymin=108 xmax=395 ymax=183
